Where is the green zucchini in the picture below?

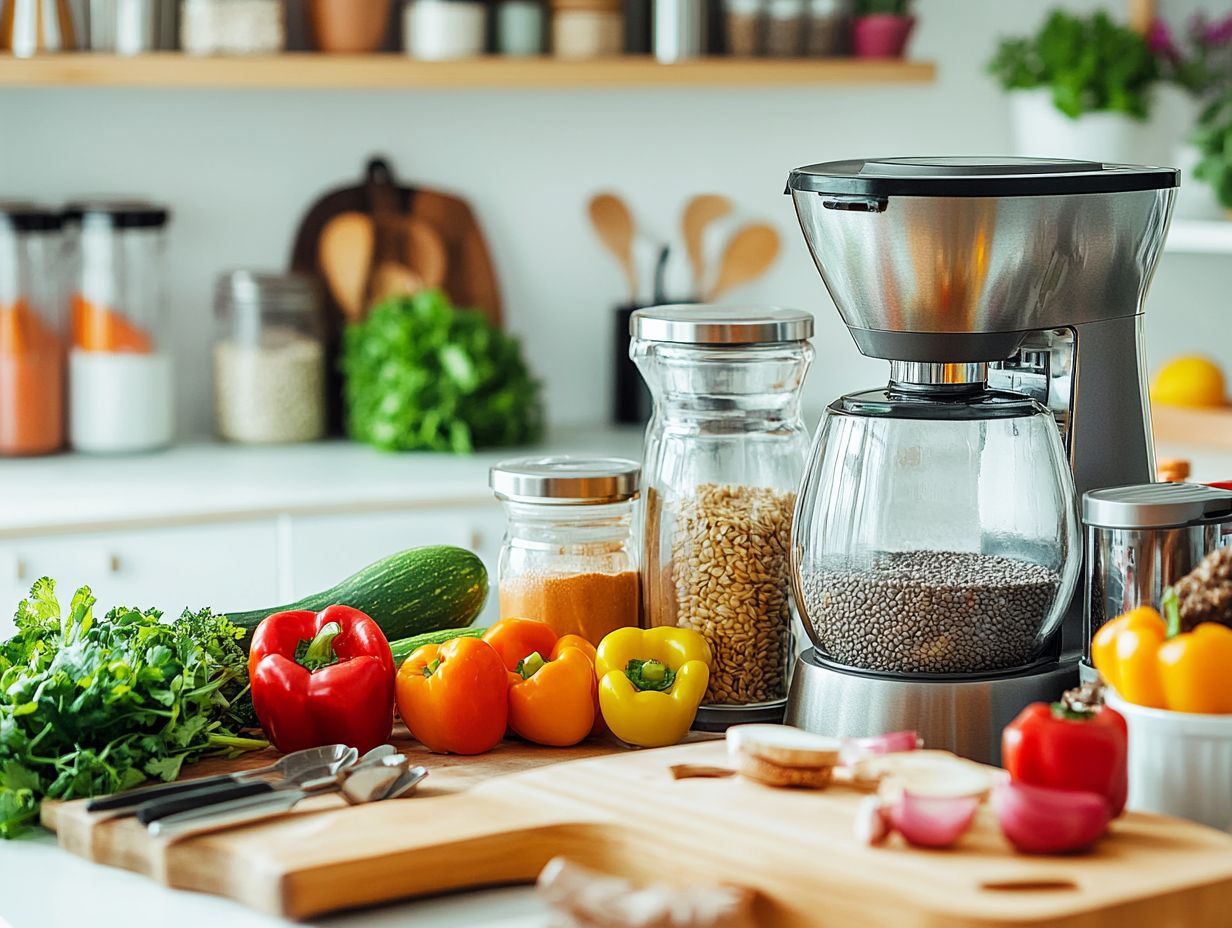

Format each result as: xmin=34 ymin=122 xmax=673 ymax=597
xmin=389 ymin=626 xmax=488 ymax=667
xmin=228 ymin=545 xmax=488 ymax=648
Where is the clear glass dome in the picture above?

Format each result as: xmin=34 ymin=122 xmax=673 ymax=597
xmin=791 ymin=383 xmax=1081 ymax=677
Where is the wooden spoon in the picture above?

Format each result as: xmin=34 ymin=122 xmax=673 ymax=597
xmin=369 ymin=262 xmax=425 ymax=306
xmin=681 ymin=194 xmax=733 ymax=294
xmin=587 ymin=192 xmax=638 ymax=301
xmin=403 ymin=216 xmax=448 ymax=290
xmin=706 ymin=224 xmax=781 ymax=301
xmin=318 ymin=211 xmax=375 ymax=323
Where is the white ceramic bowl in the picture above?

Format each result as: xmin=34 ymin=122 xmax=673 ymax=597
xmin=1106 ymin=690 xmax=1232 ymax=832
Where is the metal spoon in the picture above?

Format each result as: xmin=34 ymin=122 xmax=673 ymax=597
xmin=86 ymin=743 xmax=355 ymax=815
xmin=135 ymin=746 xmax=360 ymax=825
xmin=149 ymin=756 xmax=421 ymax=840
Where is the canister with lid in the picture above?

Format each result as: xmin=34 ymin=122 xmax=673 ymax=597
xmin=491 ymin=456 xmax=641 ymax=646
xmin=0 ymin=204 xmax=64 ymax=457
xmin=631 ymin=305 xmax=814 ymax=728
xmin=213 ymin=270 xmax=326 ymax=445
xmin=64 ymin=201 xmax=173 ymax=454
xmin=1083 ymin=482 xmax=1232 ymax=661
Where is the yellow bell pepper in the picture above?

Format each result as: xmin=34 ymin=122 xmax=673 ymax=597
xmin=1091 ymin=607 xmax=1168 ymax=709
xmin=1158 ymin=624 xmax=1232 ymax=714
xmin=1092 ymin=603 xmax=1232 ymax=713
xmin=595 ymin=626 xmax=712 ymax=748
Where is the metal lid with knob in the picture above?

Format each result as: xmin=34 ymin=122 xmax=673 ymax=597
xmin=630 ymin=305 xmax=814 ymax=346
xmin=490 ymin=456 xmax=641 ymax=505
xmin=1083 ymin=483 xmax=1232 ymax=530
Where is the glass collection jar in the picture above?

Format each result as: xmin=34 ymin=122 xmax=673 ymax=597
xmin=723 ymin=0 xmax=762 ymax=55
xmin=213 ymin=270 xmax=325 ymax=445
xmin=403 ymin=0 xmax=486 ymax=60
xmin=64 ymin=200 xmax=173 ymax=454
xmin=763 ymin=0 xmax=804 ymax=56
xmin=491 ymin=456 xmax=641 ymax=646
xmin=631 ymin=305 xmax=814 ymax=727
xmin=0 ymin=204 xmax=64 ymax=457
xmin=180 ymin=0 xmax=286 ymax=54
xmin=551 ymin=0 xmax=621 ymax=59
xmin=495 ymin=0 xmax=544 ymax=54
xmin=792 ymin=371 xmax=1081 ymax=676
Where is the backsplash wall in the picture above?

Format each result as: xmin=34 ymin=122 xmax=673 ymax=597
xmin=1 ymin=0 xmax=1220 ymax=438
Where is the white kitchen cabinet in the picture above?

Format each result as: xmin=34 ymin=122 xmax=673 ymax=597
xmin=0 ymin=520 xmax=281 ymax=637
xmin=283 ymin=504 xmax=507 ymax=624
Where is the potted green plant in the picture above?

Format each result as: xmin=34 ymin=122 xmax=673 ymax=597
xmin=1192 ymin=92 xmax=1232 ymax=218
xmin=988 ymin=9 xmax=1159 ymax=163
xmin=1151 ymin=13 xmax=1232 ymax=218
xmin=851 ymin=0 xmax=914 ymax=60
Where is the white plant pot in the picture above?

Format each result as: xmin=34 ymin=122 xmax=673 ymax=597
xmin=1009 ymin=88 xmax=1154 ymax=164
xmin=1173 ymin=141 xmax=1225 ymax=221
xmin=1106 ymin=690 xmax=1232 ymax=833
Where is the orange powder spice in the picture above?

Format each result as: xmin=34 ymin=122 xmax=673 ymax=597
xmin=0 ymin=301 xmax=64 ymax=456
xmin=499 ymin=571 xmax=641 ymax=645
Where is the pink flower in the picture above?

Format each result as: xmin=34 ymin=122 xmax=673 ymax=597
xmin=1148 ymin=17 xmax=1180 ymax=59
xmin=1205 ymin=13 xmax=1232 ymax=47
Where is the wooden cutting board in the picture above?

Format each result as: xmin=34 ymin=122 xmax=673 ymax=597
xmin=43 ymin=738 xmax=1232 ymax=926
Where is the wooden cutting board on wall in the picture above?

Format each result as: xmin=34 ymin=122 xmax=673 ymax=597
xmin=44 ymin=739 xmax=1232 ymax=926
xmin=288 ymin=157 xmax=503 ymax=432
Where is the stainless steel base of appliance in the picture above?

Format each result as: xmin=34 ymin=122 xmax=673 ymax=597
xmin=784 ymin=649 xmax=1080 ymax=765
xmin=692 ymin=701 xmax=787 ymax=732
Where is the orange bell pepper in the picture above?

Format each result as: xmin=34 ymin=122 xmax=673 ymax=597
xmin=1091 ymin=607 xmax=1167 ymax=709
xmin=553 ymin=634 xmax=605 ymax=736
xmin=484 ymin=620 xmax=598 ymax=746
xmin=483 ymin=618 xmax=559 ymax=671
xmin=395 ymin=636 xmax=508 ymax=755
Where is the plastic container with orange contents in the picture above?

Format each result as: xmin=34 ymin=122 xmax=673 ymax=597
xmin=0 ymin=204 xmax=65 ymax=457
xmin=64 ymin=201 xmax=173 ymax=453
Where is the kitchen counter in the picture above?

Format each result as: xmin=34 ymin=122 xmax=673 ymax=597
xmin=0 ymin=832 xmax=547 ymax=928
xmin=0 ymin=426 xmax=646 ymax=537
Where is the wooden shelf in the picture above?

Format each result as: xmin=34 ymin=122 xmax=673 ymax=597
xmin=0 ymin=53 xmax=936 ymax=90
xmin=1166 ymin=219 xmax=1232 ymax=256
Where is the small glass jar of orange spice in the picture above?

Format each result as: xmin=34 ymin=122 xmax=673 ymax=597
xmin=490 ymin=456 xmax=641 ymax=645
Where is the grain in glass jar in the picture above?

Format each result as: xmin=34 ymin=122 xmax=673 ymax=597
xmin=492 ymin=456 xmax=641 ymax=645
xmin=213 ymin=271 xmax=325 ymax=445
xmin=180 ymin=0 xmax=286 ymax=54
xmin=551 ymin=0 xmax=622 ymax=59
xmin=631 ymin=305 xmax=814 ymax=728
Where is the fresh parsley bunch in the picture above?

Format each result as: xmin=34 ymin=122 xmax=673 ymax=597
xmin=342 ymin=290 xmax=545 ymax=454
xmin=0 ymin=580 xmax=265 ymax=838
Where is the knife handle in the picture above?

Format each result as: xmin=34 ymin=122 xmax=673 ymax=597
xmin=136 ymin=780 xmax=276 ymax=824
xmin=148 ymin=790 xmax=306 ymax=841
xmin=86 ymin=772 xmax=241 ymax=814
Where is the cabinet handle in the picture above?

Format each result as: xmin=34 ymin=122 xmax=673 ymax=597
xmin=469 ymin=529 xmax=484 ymax=551
xmin=105 ymin=553 xmax=121 ymax=575
xmin=12 ymin=557 xmax=26 ymax=582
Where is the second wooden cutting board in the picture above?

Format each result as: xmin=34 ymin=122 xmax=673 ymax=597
xmin=45 ymin=740 xmax=1232 ymax=927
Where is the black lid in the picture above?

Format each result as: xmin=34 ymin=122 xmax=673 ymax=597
xmin=788 ymin=157 xmax=1179 ymax=198
xmin=0 ymin=202 xmax=62 ymax=232
xmin=63 ymin=200 xmax=170 ymax=229
xmin=833 ymin=385 xmax=1043 ymax=421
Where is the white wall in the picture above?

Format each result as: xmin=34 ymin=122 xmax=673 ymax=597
xmin=2 ymin=0 xmax=1225 ymax=438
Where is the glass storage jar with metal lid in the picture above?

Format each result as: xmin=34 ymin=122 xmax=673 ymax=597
xmin=1083 ymin=482 xmax=1232 ymax=664
xmin=792 ymin=368 xmax=1081 ymax=677
xmin=491 ymin=456 xmax=641 ymax=646
xmin=631 ymin=305 xmax=814 ymax=728
xmin=213 ymin=270 xmax=326 ymax=445
xmin=64 ymin=200 xmax=173 ymax=454
xmin=0 ymin=204 xmax=65 ymax=457
xmin=180 ymin=0 xmax=286 ymax=54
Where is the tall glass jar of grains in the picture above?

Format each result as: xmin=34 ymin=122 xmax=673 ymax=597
xmin=631 ymin=305 xmax=814 ymax=729
xmin=491 ymin=456 xmax=641 ymax=646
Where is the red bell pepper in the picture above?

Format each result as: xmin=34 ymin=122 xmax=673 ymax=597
xmin=1002 ymin=698 xmax=1128 ymax=818
xmin=249 ymin=605 xmax=396 ymax=755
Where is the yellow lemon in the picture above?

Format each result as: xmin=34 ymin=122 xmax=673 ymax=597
xmin=1150 ymin=356 xmax=1228 ymax=408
